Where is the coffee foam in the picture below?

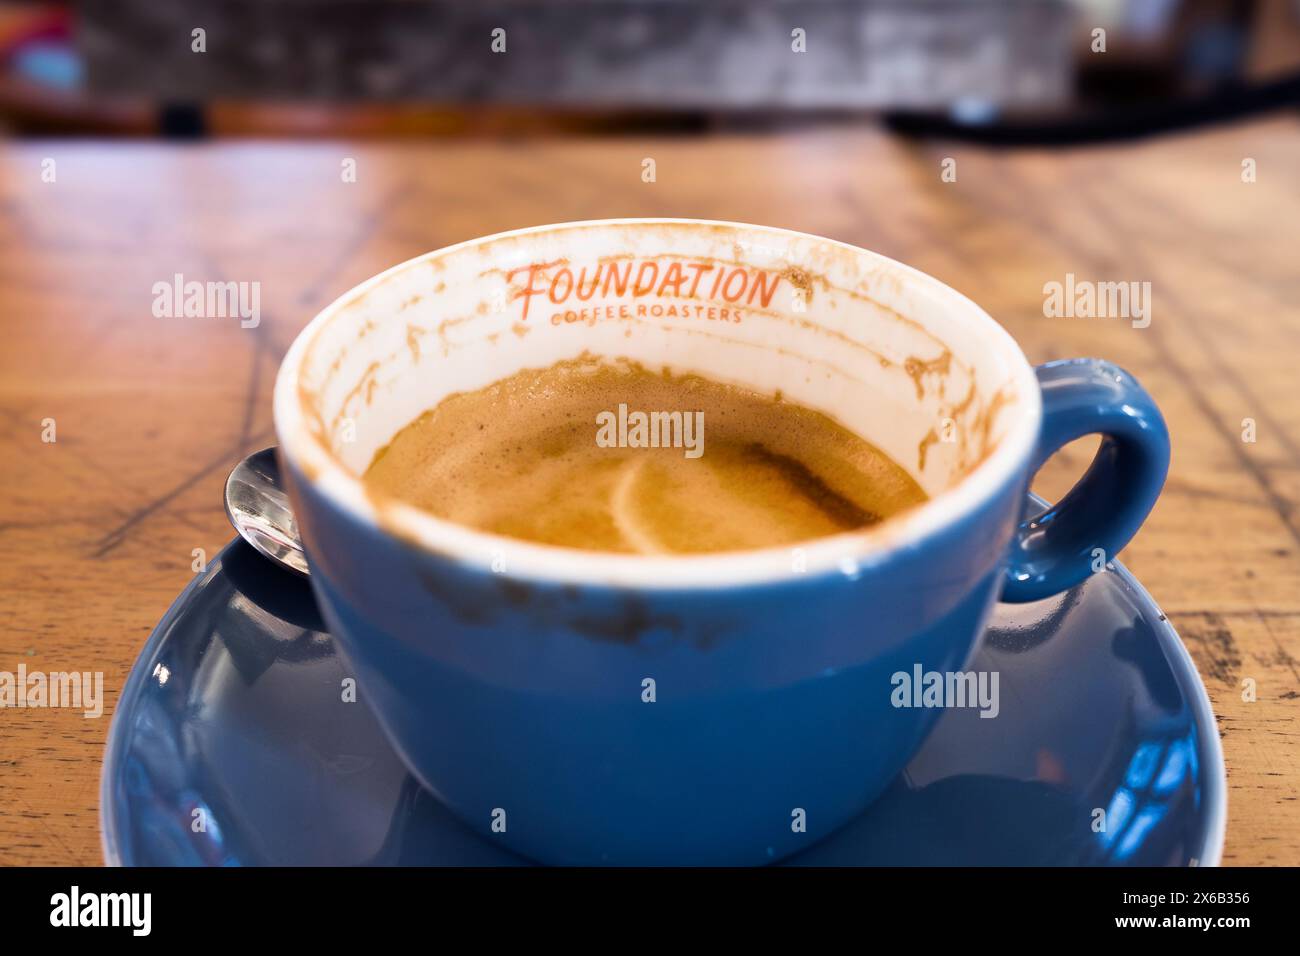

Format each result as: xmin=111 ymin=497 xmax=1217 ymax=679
xmin=363 ymin=356 xmax=928 ymax=555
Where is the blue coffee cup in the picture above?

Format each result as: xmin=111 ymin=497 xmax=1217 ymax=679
xmin=274 ymin=220 xmax=1169 ymax=865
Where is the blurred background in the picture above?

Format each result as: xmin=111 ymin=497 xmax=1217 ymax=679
xmin=1 ymin=0 xmax=1298 ymax=141
xmin=3 ymin=1 xmax=1299 ymax=870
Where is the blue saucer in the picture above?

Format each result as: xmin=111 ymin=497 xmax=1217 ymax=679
xmin=101 ymin=509 xmax=1226 ymax=866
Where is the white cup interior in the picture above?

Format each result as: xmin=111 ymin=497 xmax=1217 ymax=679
xmin=275 ymin=219 xmax=1040 ymax=586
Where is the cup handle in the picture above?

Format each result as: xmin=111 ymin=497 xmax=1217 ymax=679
xmin=1001 ymin=359 xmax=1170 ymax=603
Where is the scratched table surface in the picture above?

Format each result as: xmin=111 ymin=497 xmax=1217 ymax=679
xmin=0 ymin=120 xmax=1297 ymax=866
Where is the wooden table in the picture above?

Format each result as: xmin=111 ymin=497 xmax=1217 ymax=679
xmin=1 ymin=120 xmax=1297 ymax=866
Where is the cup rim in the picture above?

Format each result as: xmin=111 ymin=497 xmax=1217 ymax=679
xmin=273 ymin=217 xmax=1042 ymax=589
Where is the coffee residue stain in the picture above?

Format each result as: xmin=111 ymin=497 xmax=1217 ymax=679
xmin=969 ymin=386 xmax=1016 ymax=470
xmin=414 ymin=566 xmax=497 ymax=626
xmin=434 ymin=312 xmax=475 ymax=356
xmin=903 ymin=350 xmax=952 ymax=400
xmin=468 ymin=245 xmax=925 ymax=378
xmin=496 ymin=576 xmax=534 ymax=607
xmin=583 ymin=241 xmax=949 ymax=360
xmin=295 ymin=223 xmax=990 ymax=531
xmin=781 ymin=265 xmax=816 ymax=305
xmin=789 ymin=316 xmax=892 ymax=368
xmin=616 ymin=315 xmax=872 ymax=384
xmin=917 ymin=428 xmax=940 ymax=472
xmin=329 ymin=360 xmax=380 ymax=443
xmin=478 ymin=256 xmax=569 ymax=281
xmin=949 ymin=378 xmax=977 ymax=420
xmin=569 ymin=596 xmax=688 ymax=646
xmin=402 ymin=545 xmax=703 ymax=648
xmin=406 ymin=324 xmax=426 ymax=362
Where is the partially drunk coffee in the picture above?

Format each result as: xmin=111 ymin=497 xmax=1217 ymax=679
xmin=363 ymin=356 xmax=927 ymax=554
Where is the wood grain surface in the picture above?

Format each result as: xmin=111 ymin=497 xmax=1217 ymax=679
xmin=1 ymin=120 xmax=1297 ymax=865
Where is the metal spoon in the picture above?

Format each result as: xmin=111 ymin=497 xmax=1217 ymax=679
xmin=224 ymin=447 xmax=310 ymax=577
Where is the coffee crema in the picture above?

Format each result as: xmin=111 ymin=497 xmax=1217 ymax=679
xmin=362 ymin=357 xmax=927 ymax=554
